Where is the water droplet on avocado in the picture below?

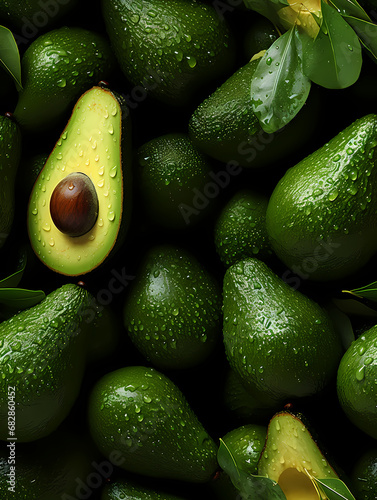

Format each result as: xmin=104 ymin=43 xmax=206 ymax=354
xmin=109 ymin=166 xmax=117 ymax=178
xmin=108 ymin=211 xmax=115 ymax=221
xmin=328 ymin=190 xmax=339 ymax=201
xmin=57 ymin=78 xmax=67 ymax=88
xmin=42 ymin=223 xmax=51 ymax=232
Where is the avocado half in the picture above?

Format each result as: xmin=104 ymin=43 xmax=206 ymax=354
xmin=258 ymin=411 xmax=340 ymax=499
xmin=27 ymin=85 xmax=131 ymax=276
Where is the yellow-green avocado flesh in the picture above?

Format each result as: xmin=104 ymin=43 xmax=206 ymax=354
xmin=27 ymin=86 xmax=125 ymax=276
xmin=258 ymin=412 xmax=339 ymax=500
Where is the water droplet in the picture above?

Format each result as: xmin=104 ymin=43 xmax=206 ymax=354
xmin=108 ymin=211 xmax=115 ymax=222
xmin=108 ymin=124 xmax=114 ymax=135
xmin=356 ymin=366 xmax=365 ymax=381
xmin=328 ymin=189 xmax=339 ymax=201
xmin=187 ymin=56 xmax=197 ymax=68
xmin=110 ymin=166 xmax=117 ymax=178
xmin=57 ymin=78 xmax=67 ymax=88
xmin=32 ymin=207 xmax=38 ymax=215
xmin=42 ymin=223 xmax=51 ymax=232
xmin=49 ymin=238 xmax=55 ymax=247
xmin=266 ymin=57 xmax=272 ymax=66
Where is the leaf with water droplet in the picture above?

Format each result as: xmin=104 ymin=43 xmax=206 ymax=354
xmin=251 ymin=26 xmax=311 ymax=133
xmin=0 ymin=25 xmax=23 ymax=90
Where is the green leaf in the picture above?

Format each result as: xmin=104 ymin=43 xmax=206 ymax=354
xmin=217 ymin=439 xmax=287 ymax=500
xmin=250 ymin=26 xmax=311 ymax=133
xmin=301 ymin=0 xmax=362 ymax=88
xmin=342 ymin=281 xmax=377 ymax=302
xmin=328 ymin=0 xmax=370 ymax=21
xmin=343 ymin=15 xmax=377 ymax=61
xmin=0 ymin=25 xmax=22 ymax=90
xmin=0 ymin=288 xmax=45 ymax=310
xmin=314 ymin=477 xmax=356 ymax=500
xmin=0 ymin=248 xmax=27 ymax=288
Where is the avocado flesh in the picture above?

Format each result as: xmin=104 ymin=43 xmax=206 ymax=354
xmin=258 ymin=412 xmax=338 ymax=500
xmin=27 ymin=86 xmax=126 ymax=276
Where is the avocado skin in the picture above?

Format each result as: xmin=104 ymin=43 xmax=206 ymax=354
xmin=101 ymin=0 xmax=235 ymax=106
xmin=223 ymin=258 xmax=343 ymax=404
xmin=0 ymin=0 xmax=78 ymax=31
xmin=123 ymin=244 xmax=222 ymax=370
xmin=214 ymin=189 xmax=272 ymax=267
xmin=136 ymin=133 xmax=214 ymax=229
xmin=0 ymin=114 xmax=21 ymax=250
xmin=266 ymin=114 xmax=377 ymax=281
xmin=351 ymin=448 xmax=377 ymax=500
xmin=188 ymin=58 xmax=317 ymax=168
xmin=337 ymin=324 xmax=377 ymax=439
xmin=0 ymin=283 xmax=93 ymax=442
xmin=101 ymin=479 xmax=186 ymax=500
xmin=88 ymin=366 xmax=219 ymax=483
xmin=221 ymin=424 xmax=267 ymax=475
xmin=13 ymin=27 xmax=117 ymax=132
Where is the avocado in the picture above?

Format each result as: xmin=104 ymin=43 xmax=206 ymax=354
xmin=0 ymin=113 xmax=22 ymax=249
xmin=188 ymin=57 xmax=317 ymax=168
xmin=101 ymin=0 xmax=235 ymax=106
xmin=221 ymin=424 xmax=267 ymax=476
xmin=88 ymin=365 xmax=219 ymax=483
xmin=0 ymin=283 xmax=93 ymax=442
xmin=350 ymin=447 xmax=377 ymax=500
xmin=27 ymin=85 xmax=132 ymax=276
xmin=136 ymin=133 xmax=216 ymax=229
xmin=266 ymin=114 xmax=377 ymax=281
xmin=337 ymin=324 xmax=377 ymax=439
xmin=123 ymin=244 xmax=222 ymax=370
xmin=258 ymin=411 xmax=340 ymax=498
xmin=222 ymin=258 xmax=343 ymax=405
xmin=214 ymin=189 xmax=273 ymax=267
xmin=0 ymin=0 xmax=78 ymax=32
xmin=13 ymin=26 xmax=116 ymax=133
xmin=243 ymin=15 xmax=278 ymax=60
xmin=101 ymin=478 xmax=187 ymax=500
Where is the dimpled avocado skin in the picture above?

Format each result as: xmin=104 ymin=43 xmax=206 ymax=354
xmin=101 ymin=0 xmax=235 ymax=105
xmin=88 ymin=366 xmax=219 ymax=483
xmin=14 ymin=27 xmax=116 ymax=132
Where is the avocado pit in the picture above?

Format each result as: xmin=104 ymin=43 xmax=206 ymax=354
xmin=50 ymin=172 xmax=99 ymax=237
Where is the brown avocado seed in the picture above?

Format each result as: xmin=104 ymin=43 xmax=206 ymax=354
xmin=50 ymin=172 xmax=99 ymax=237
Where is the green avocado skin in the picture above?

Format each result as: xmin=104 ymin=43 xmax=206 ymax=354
xmin=0 ymin=114 xmax=21 ymax=249
xmin=101 ymin=0 xmax=235 ymax=106
xmin=88 ymin=366 xmax=219 ymax=483
xmin=337 ymin=325 xmax=377 ymax=440
xmin=101 ymin=479 xmax=186 ymax=500
xmin=0 ymin=0 xmax=78 ymax=31
xmin=0 ymin=284 xmax=92 ymax=442
xmin=13 ymin=27 xmax=116 ymax=132
xmin=188 ymin=58 xmax=317 ymax=168
xmin=214 ymin=189 xmax=272 ymax=267
xmin=351 ymin=448 xmax=377 ymax=500
xmin=223 ymin=258 xmax=343 ymax=404
xmin=266 ymin=114 xmax=377 ymax=281
xmin=137 ymin=133 xmax=214 ymax=229
xmin=123 ymin=244 xmax=222 ymax=370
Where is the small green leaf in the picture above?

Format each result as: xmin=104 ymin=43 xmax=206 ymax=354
xmin=343 ymin=15 xmax=377 ymax=61
xmin=342 ymin=281 xmax=377 ymax=302
xmin=328 ymin=0 xmax=370 ymax=22
xmin=0 ymin=25 xmax=22 ymax=90
xmin=314 ymin=477 xmax=356 ymax=500
xmin=217 ymin=439 xmax=287 ymax=500
xmin=301 ymin=0 xmax=362 ymax=88
xmin=250 ymin=26 xmax=311 ymax=133
xmin=0 ymin=288 xmax=45 ymax=310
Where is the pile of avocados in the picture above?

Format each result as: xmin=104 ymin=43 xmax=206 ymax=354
xmin=2 ymin=0 xmax=377 ymax=499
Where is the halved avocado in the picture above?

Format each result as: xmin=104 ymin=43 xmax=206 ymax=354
xmin=258 ymin=411 xmax=339 ymax=499
xmin=27 ymin=85 xmax=131 ymax=276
